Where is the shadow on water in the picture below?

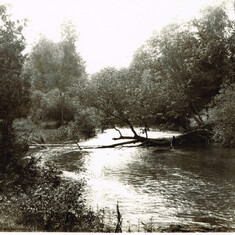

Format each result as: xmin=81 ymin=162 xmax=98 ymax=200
xmin=51 ymin=151 xmax=87 ymax=173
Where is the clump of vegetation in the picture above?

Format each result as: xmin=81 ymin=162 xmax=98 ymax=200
xmin=141 ymin=217 xmax=156 ymax=232
xmin=17 ymin=172 xmax=109 ymax=232
xmin=55 ymin=109 xmax=98 ymax=142
xmin=0 ymin=156 xmax=113 ymax=232
xmin=210 ymin=83 xmax=235 ymax=147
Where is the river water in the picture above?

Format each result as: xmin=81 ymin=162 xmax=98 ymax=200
xmin=36 ymin=128 xmax=235 ymax=232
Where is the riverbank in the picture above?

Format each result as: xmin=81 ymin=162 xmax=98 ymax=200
xmin=13 ymin=119 xmax=66 ymax=144
xmin=0 ymin=143 xmax=113 ymax=232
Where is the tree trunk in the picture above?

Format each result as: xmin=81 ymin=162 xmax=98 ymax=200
xmin=112 ymin=129 xmax=212 ymax=147
xmin=189 ymin=102 xmax=205 ymax=127
xmin=60 ymin=92 xmax=65 ymax=126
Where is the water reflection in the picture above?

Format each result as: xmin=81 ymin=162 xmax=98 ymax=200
xmin=48 ymin=129 xmax=235 ymax=231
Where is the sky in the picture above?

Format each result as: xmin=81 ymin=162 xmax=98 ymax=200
xmin=1 ymin=0 xmax=230 ymax=74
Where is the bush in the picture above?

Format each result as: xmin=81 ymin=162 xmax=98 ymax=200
xmin=18 ymin=179 xmax=106 ymax=232
xmin=73 ymin=110 xmax=97 ymax=139
xmin=0 ymin=156 xmax=112 ymax=232
xmin=0 ymin=121 xmax=29 ymax=175
xmin=210 ymin=83 xmax=235 ymax=147
xmin=56 ymin=109 xmax=98 ymax=141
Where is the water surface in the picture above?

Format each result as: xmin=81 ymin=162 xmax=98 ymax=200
xmin=38 ymin=129 xmax=235 ymax=231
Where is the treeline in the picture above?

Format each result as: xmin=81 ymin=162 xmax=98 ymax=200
xmin=76 ymin=4 xmax=235 ymax=147
xmin=22 ymin=3 xmax=235 ymax=147
xmin=1 ymin=3 xmax=234 ymax=149
xmin=0 ymin=3 xmax=235 ymax=158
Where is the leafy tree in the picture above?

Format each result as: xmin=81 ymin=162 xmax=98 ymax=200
xmin=130 ymin=4 xmax=234 ymax=131
xmin=191 ymin=4 xmax=233 ymax=103
xmin=130 ymin=25 xmax=196 ymax=130
xmin=27 ymin=21 xmax=86 ymax=125
xmin=0 ymin=5 xmax=29 ymax=123
xmin=77 ymin=67 xmax=134 ymax=134
xmin=0 ymin=5 xmax=30 ymax=172
xmin=76 ymin=66 xmax=162 ymax=137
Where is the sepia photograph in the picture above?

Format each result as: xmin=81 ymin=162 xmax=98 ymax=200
xmin=0 ymin=0 xmax=235 ymax=232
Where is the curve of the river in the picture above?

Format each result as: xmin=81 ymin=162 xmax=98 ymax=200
xmin=33 ymin=128 xmax=235 ymax=232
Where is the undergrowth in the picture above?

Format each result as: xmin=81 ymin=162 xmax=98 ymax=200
xmin=0 ymin=154 xmax=112 ymax=232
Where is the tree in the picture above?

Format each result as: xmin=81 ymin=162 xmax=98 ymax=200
xmin=76 ymin=66 xmax=208 ymax=147
xmin=191 ymin=4 xmax=233 ymax=103
xmin=130 ymin=24 xmax=196 ymax=130
xmin=27 ymin=21 xmax=86 ymax=125
xmin=77 ymin=67 xmax=156 ymax=137
xmin=130 ymin=4 xmax=234 ymax=130
xmin=0 ymin=5 xmax=30 ymax=171
xmin=0 ymin=5 xmax=29 ymax=123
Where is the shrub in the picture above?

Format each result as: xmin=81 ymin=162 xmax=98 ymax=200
xmin=211 ymin=83 xmax=235 ymax=147
xmin=56 ymin=108 xmax=98 ymax=141
xmin=0 ymin=155 xmax=112 ymax=232
xmin=18 ymin=180 xmax=105 ymax=231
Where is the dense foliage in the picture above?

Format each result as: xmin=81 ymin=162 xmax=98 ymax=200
xmin=0 ymin=157 xmax=112 ymax=232
xmin=56 ymin=108 xmax=98 ymax=141
xmin=210 ymin=83 xmax=235 ymax=147
xmin=0 ymin=5 xmax=30 ymax=172
xmin=26 ymin=22 xmax=86 ymax=125
xmin=0 ymin=5 xmax=30 ymax=123
xmin=130 ymin=4 xmax=234 ymax=130
xmin=76 ymin=4 xmax=235 ymax=145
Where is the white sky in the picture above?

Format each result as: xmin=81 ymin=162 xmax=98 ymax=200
xmin=1 ymin=0 xmax=229 ymax=74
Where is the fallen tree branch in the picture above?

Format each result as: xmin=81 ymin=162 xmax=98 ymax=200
xmin=113 ymin=136 xmax=138 ymax=140
xmin=29 ymin=141 xmax=48 ymax=148
xmin=113 ymin=135 xmax=170 ymax=146
xmin=97 ymin=140 xmax=139 ymax=148
xmin=112 ymin=129 xmax=212 ymax=147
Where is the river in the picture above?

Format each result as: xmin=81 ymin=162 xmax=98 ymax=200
xmin=34 ymin=128 xmax=235 ymax=232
